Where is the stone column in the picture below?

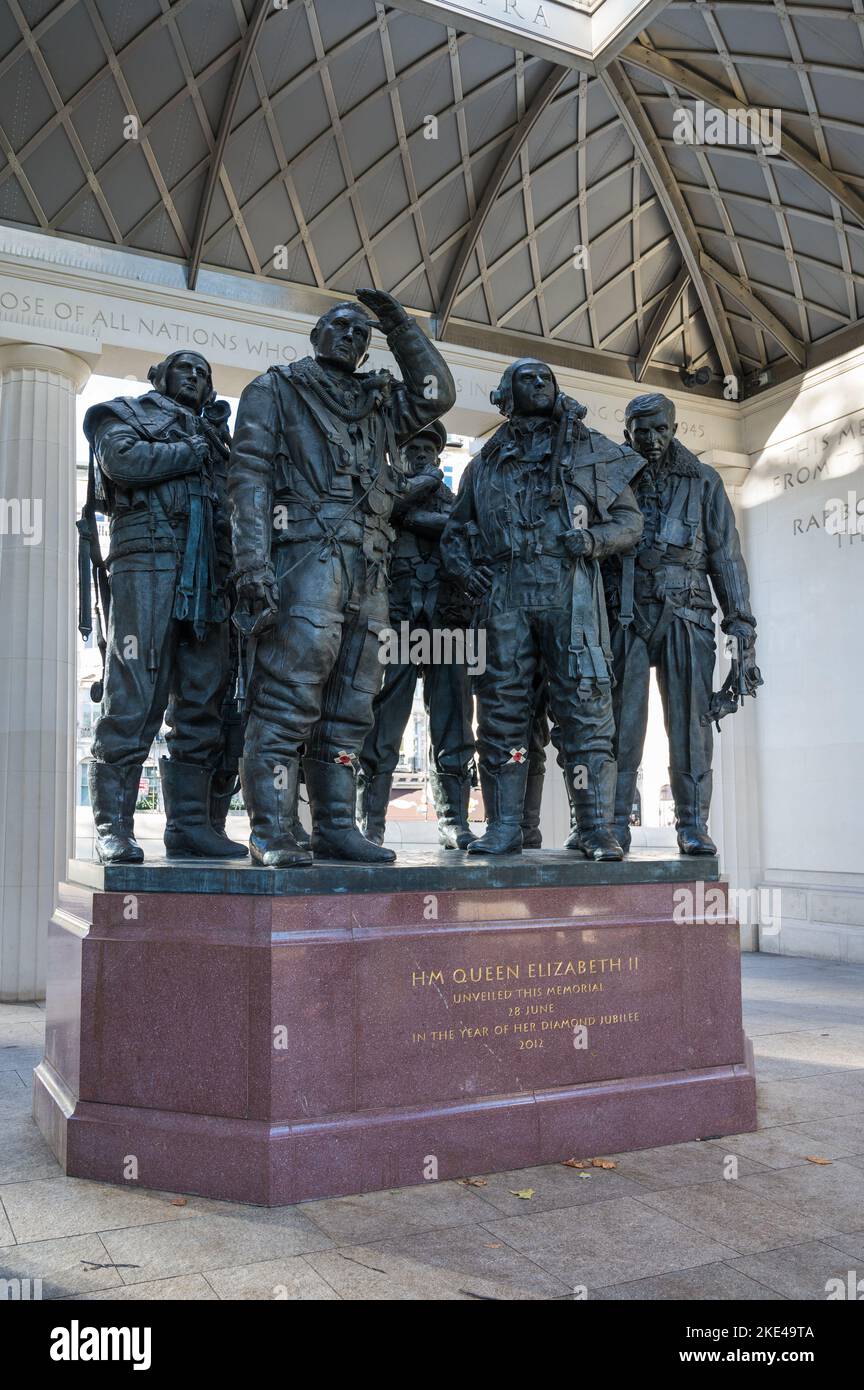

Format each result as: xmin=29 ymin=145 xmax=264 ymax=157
xmin=0 ymin=345 xmax=91 ymax=1000
xmin=702 ymin=450 xmax=762 ymax=951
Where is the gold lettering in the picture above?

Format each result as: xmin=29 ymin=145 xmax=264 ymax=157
xmin=412 ymin=969 xmax=444 ymax=988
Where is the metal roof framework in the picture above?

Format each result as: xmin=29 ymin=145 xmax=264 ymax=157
xmin=0 ymin=0 xmax=863 ymax=396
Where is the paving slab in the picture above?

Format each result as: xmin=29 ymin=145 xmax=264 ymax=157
xmin=97 ymin=1211 xmax=333 ymax=1284
xmin=743 ymin=1015 xmax=827 ymax=1037
xmin=0 ymin=1022 xmax=44 ymax=1050
xmin=0 ymin=1176 xmax=199 ymax=1244
xmin=0 ymin=1233 xmax=124 ymax=1298
xmin=481 ymin=1197 xmax=738 ymax=1290
xmin=298 ymin=1181 xmax=489 ymax=1245
xmin=0 ymin=1115 xmax=62 ymax=1183
xmin=724 ymin=1240 xmax=864 ymax=1301
xmin=785 ymin=1113 xmax=864 ymax=1159
xmin=703 ymin=1126 xmax=850 ymax=1170
xmin=0 ymin=1046 xmax=42 ymax=1075
xmin=0 ymin=1006 xmax=45 ymax=1024
xmin=0 ymin=1200 xmax=15 ymax=1245
xmin=0 ymin=1071 xmax=29 ymax=1118
xmin=750 ymin=1029 xmax=864 ymax=1081
xmin=600 ymin=1140 xmax=769 ymax=1191
xmin=741 ymin=956 xmax=864 ymax=991
xmin=594 ymin=1263 xmax=786 ymax=1300
xmin=755 ymin=1074 xmax=864 ymax=1126
xmin=465 ymin=1163 xmax=646 ymax=1216
xmin=374 ymin=1224 xmax=571 ymax=1298
xmin=78 ymin=1274 xmax=221 ymax=1301
xmin=815 ymin=1228 xmax=864 ymax=1262
xmin=738 ymin=1160 xmax=864 ymax=1234
xmin=203 ymin=1256 xmax=341 ymax=1300
xmin=303 ymin=1242 xmax=553 ymax=1300
xmin=634 ymin=1178 xmax=840 ymax=1252
xmin=746 ymin=1008 xmax=864 ymax=1032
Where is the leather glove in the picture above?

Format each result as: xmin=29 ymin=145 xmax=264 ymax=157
xmin=233 ymin=565 xmax=279 ymax=637
xmin=461 ymin=564 xmax=493 ymax=604
xmin=356 ymin=287 xmax=410 ymax=334
xmin=724 ymin=618 xmax=760 ymax=685
xmin=561 ymin=528 xmax=595 ymax=559
xmin=724 ymin=617 xmax=756 ymax=645
xmin=190 ymin=435 xmax=211 ymax=466
xmin=401 ymin=469 xmax=443 ymax=503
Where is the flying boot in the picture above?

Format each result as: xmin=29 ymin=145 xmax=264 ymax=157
xmin=357 ymin=770 xmax=393 ymax=847
xmin=564 ymin=755 xmax=624 ymax=861
xmin=239 ymin=756 xmax=313 ymax=867
xmin=466 ymin=760 xmax=528 ymax=855
xmin=161 ymin=758 xmax=249 ymax=858
xmin=90 ymin=762 xmax=145 ymax=864
xmin=305 ymin=756 xmax=396 ymax=863
xmin=429 ymin=767 xmax=476 ymax=850
xmin=672 ymin=769 xmax=717 ymax=856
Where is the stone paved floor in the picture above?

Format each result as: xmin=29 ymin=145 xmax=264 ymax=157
xmin=2 ymin=953 xmax=863 ymax=1301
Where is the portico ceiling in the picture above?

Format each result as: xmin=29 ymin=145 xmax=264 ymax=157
xmin=0 ymin=0 xmax=863 ymax=396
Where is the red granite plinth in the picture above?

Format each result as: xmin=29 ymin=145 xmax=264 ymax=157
xmin=34 ymin=874 xmax=756 ymax=1205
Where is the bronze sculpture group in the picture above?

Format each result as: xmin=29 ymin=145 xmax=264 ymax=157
xmin=80 ymin=291 xmax=760 ymax=868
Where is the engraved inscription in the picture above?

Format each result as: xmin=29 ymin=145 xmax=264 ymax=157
xmin=408 ymin=956 xmax=641 ymax=1050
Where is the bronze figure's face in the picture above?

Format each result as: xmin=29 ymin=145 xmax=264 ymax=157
xmin=312 ymin=306 xmax=372 ymax=373
xmin=626 ymin=403 xmax=677 ymax=466
xmin=163 ymin=353 xmax=212 ymax=413
xmin=402 ymin=434 xmax=440 ymax=476
xmin=511 ymin=360 xmax=557 ymax=417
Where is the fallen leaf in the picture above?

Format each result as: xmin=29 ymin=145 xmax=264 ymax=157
xmin=484 ymin=1243 xmax=502 ymax=1249
xmin=562 ymin=1158 xmax=591 ymax=1168
xmin=804 ymin=1156 xmax=832 ymax=1165
xmin=509 ymin=1188 xmax=535 ymax=1199
xmin=459 ymin=1176 xmax=488 ymax=1187
xmin=170 ymin=1197 xmax=187 ymax=1207
xmin=591 ymin=1158 xmax=617 ymax=1170
xmin=578 ymin=1172 xmax=592 ymax=1180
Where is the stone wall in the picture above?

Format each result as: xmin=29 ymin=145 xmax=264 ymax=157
xmin=741 ymin=347 xmax=864 ymax=962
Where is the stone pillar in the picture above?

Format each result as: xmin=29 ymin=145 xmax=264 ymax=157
xmin=0 ymin=345 xmax=91 ymax=1000
xmin=702 ymin=451 xmax=762 ymax=951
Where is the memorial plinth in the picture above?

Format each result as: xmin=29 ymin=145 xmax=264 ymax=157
xmin=34 ymin=850 xmax=756 ymax=1205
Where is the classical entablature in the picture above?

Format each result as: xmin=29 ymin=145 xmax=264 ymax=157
xmin=390 ymin=0 xmax=671 ymax=68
